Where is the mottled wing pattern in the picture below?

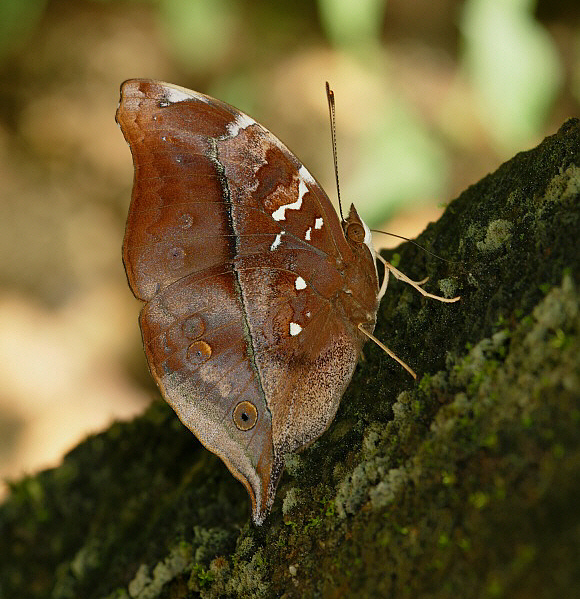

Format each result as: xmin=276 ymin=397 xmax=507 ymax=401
xmin=214 ymin=123 xmax=370 ymax=461
xmin=119 ymin=81 xmax=239 ymax=301
xmin=140 ymin=263 xmax=274 ymax=518
xmin=117 ymin=80 xmax=378 ymax=523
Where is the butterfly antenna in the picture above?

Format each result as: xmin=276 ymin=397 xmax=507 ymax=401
xmin=326 ymin=82 xmax=344 ymax=222
xmin=371 ymin=229 xmax=462 ymax=264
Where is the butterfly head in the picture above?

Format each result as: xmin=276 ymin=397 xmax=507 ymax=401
xmin=336 ymin=204 xmax=381 ymax=333
xmin=344 ymin=204 xmax=374 ymax=255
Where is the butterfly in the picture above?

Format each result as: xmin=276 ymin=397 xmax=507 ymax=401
xmin=116 ymin=80 xmax=458 ymax=524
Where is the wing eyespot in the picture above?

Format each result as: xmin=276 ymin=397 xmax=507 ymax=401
xmin=182 ymin=315 xmax=205 ymax=339
xmin=233 ymin=401 xmax=258 ymax=431
xmin=179 ymin=213 xmax=193 ymax=228
xmin=186 ymin=340 xmax=212 ymax=365
xmin=168 ymin=246 xmax=185 ymax=259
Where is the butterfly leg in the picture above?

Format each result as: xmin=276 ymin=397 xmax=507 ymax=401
xmin=358 ymin=324 xmax=417 ymax=379
xmin=413 ymin=276 xmax=430 ymax=286
xmin=377 ymin=262 xmax=390 ymax=300
xmin=377 ymin=255 xmax=460 ymax=303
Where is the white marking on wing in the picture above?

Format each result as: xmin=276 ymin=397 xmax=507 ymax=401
xmin=271 ymin=173 xmax=309 ymax=221
xmin=163 ymin=84 xmax=196 ymax=103
xmin=299 ymin=165 xmax=315 ymax=185
xmin=315 ymin=217 xmax=324 ymax=229
xmin=295 ymin=276 xmax=306 ymax=290
xmin=289 ymin=322 xmax=302 ymax=336
xmin=270 ymin=231 xmax=284 ymax=251
xmin=298 ymin=177 xmax=308 ymax=202
xmin=305 ymin=227 xmax=312 ymax=241
xmin=227 ymin=113 xmax=257 ymax=137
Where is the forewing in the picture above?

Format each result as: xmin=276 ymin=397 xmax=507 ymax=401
xmin=117 ymin=80 xmax=238 ymax=301
xmin=117 ymin=79 xmax=356 ymax=303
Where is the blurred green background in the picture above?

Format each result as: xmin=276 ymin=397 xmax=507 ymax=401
xmin=0 ymin=0 xmax=577 ymax=497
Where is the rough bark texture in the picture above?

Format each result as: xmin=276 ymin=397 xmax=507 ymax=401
xmin=1 ymin=120 xmax=579 ymax=599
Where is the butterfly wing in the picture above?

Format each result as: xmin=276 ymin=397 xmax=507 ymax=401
xmin=139 ymin=264 xmax=275 ymax=520
xmin=117 ymin=79 xmax=379 ymax=523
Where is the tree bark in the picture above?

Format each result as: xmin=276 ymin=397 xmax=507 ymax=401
xmin=1 ymin=120 xmax=579 ymax=599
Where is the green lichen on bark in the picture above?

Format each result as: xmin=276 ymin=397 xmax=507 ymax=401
xmin=1 ymin=120 xmax=579 ymax=599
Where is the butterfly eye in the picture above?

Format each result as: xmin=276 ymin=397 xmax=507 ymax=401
xmin=346 ymin=222 xmax=366 ymax=244
xmin=233 ymin=401 xmax=258 ymax=431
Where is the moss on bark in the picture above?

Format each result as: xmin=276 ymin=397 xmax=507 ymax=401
xmin=1 ymin=120 xmax=579 ymax=599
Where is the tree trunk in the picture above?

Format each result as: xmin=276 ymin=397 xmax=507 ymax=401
xmin=1 ymin=120 xmax=579 ymax=599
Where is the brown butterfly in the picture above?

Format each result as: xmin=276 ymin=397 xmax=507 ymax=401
xmin=116 ymin=80 xmax=458 ymax=525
